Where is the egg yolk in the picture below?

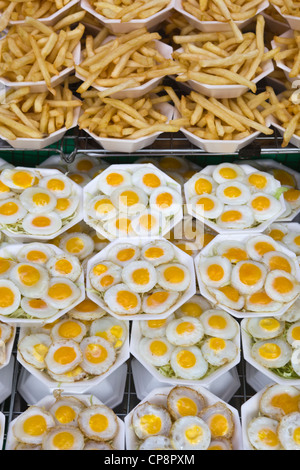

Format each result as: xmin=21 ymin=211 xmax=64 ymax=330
xmin=85 ymin=343 xmax=108 ymax=364
xmin=77 ymin=159 xmax=93 ymax=172
xmin=32 ymin=216 xmax=51 ymax=228
xmin=93 ymin=263 xmax=108 ymax=276
xmin=132 ymin=268 xmax=150 ymax=285
xmin=254 ymin=241 xmax=275 ymax=256
xmin=23 ymin=415 xmax=47 ymax=436
xmin=116 ymin=248 xmax=135 ymax=262
xmin=248 ymin=173 xmax=267 ymax=189
xmin=55 ymin=259 xmax=73 ymax=275
xmin=27 ymin=250 xmax=48 ymax=264
xmin=116 ymin=290 xmax=138 ymax=310
xmin=271 ymin=393 xmax=300 ymax=415
xmin=100 ymin=274 xmax=114 ymax=288
xmin=268 ymin=229 xmax=285 ymax=241
xmin=12 ymin=171 xmax=33 ymax=188
xmin=156 ymin=192 xmax=173 ymax=209
xmin=223 ymin=247 xmax=248 ymax=263
xmin=149 ymin=340 xmax=168 ymax=356
xmin=208 ymin=444 xmax=224 ymax=450
xmin=177 ymin=398 xmax=198 ymax=416
xmin=33 ymin=343 xmax=48 ymax=363
xmin=185 ymin=425 xmax=203 ymax=444
xmin=0 ymin=258 xmax=11 ymax=274
xmin=293 ymin=428 xmax=300 ymax=445
xmin=273 ymin=169 xmax=296 ymax=187
xmin=219 ymin=167 xmax=238 ymax=179
xmin=239 ymin=263 xmax=262 ymax=285
xmin=196 ymin=197 xmax=214 ymax=211
xmin=65 ymin=237 xmax=84 ymax=254
xmin=58 ymin=321 xmax=82 ymax=339
xmin=18 ymin=265 xmax=40 ymax=286
xmin=160 ymin=157 xmax=182 ymax=170
xmin=209 ymin=414 xmax=229 ymax=437
xmin=142 ymin=173 xmax=160 ymax=188
xmin=164 ymin=266 xmax=185 ymax=284
xmin=294 ymin=235 xmax=300 ymax=246
xmin=140 ymin=415 xmax=162 ymax=435
xmin=115 ymin=217 xmax=131 ymax=232
xmin=28 ymin=299 xmax=47 ymax=309
xmin=259 ymin=342 xmax=281 ymax=360
xmin=47 ymin=178 xmax=65 ymax=192
xmin=106 ymin=172 xmax=124 ymax=187
xmin=140 ymin=214 xmax=156 ymax=230
xmin=32 ymin=192 xmax=50 ymax=207
xmin=249 ymin=292 xmax=273 ymax=306
xmin=147 ymin=319 xmax=167 ymax=328
xmin=180 ymin=302 xmax=202 ymax=317
xmin=56 ymin=198 xmax=71 ymax=212
xmin=251 ymin=196 xmax=271 ymax=211
xmin=272 ymin=276 xmax=293 ymax=294
xmin=223 ymin=186 xmax=242 ymax=199
xmin=176 ymin=321 xmax=195 ymax=335
xmin=209 ymin=337 xmax=226 ymax=351
xmin=258 ymin=428 xmax=279 ymax=447
xmin=284 ymin=189 xmax=300 ymax=203
xmin=94 ymin=198 xmax=114 ymax=215
xmin=53 ymin=431 xmax=75 ymax=450
xmin=194 ymin=178 xmax=212 ymax=195
xmin=146 ymin=291 xmax=169 ymax=307
xmin=55 ymin=405 xmax=76 ymax=425
xmin=75 ymin=298 xmax=98 ymax=312
xmin=48 ymin=283 xmax=73 ymax=300
xmin=268 ymin=255 xmax=291 ymax=273
xmin=218 ymin=285 xmax=240 ymax=302
xmin=291 ymin=326 xmax=300 ymax=341
xmin=70 ymin=174 xmax=84 ymax=185
xmin=0 ymin=180 xmax=9 ymax=193
xmin=144 ymin=247 xmax=164 ymax=260
xmin=208 ymin=315 xmax=227 ymax=330
xmin=207 ymin=264 xmax=224 ymax=282
xmin=259 ymin=318 xmax=281 ymax=332
xmin=54 ymin=346 xmax=77 ymax=365
xmin=220 ymin=210 xmax=242 ymax=222
xmin=0 ymin=201 xmax=18 ymax=216
xmin=120 ymin=190 xmax=139 ymax=207
xmin=177 ymin=350 xmax=196 ymax=368
xmin=89 ymin=413 xmax=108 ymax=433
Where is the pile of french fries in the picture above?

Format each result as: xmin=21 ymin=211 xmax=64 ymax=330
xmin=270 ymin=0 xmax=300 ymax=16
xmin=267 ymin=88 xmax=300 ymax=147
xmin=273 ymin=30 xmax=300 ymax=79
xmin=87 ymin=0 xmax=171 ymax=21
xmin=78 ymin=88 xmax=180 ymax=139
xmin=75 ymin=26 xmax=185 ymax=96
xmin=264 ymin=3 xmax=289 ymax=22
xmin=0 ymin=81 xmax=82 ymax=140
xmin=0 ymin=11 xmax=86 ymax=94
xmin=173 ymin=15 xmax=279 ymax=92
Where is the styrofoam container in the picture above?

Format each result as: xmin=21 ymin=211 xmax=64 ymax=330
xmin=0 ymin=356 xmax=14 ymax=404
xmin=184 ymin=164 xmax=286 ymax=235
xmin=174 ymin=0 xmax=269 ymax=32
xmin=81 ymin=101 xmax=175 ymax=153
xmin=130 ymin=318 xmax=240 ymax=387
xmin=0 ymin=103 xmax=81 ymax=151
xmin=83 ymin=163 xmax=183 ymax=240
xmin=0 ymin=42 xmax=81 ymax=93
xmin=80 ymin=0 xmax=175 ymax=34
xmin=17 ymin=321 xmax=130 ymax=393
xmin=245 ymin=361 xmax=275 ymax=392
xmin=5 ymin=393 xmax=125 ymax=450
xmin=271 ymin=30 xmax=299 ymax=84
xmin=272 ymin=4 xmax=300 ymax=31
xmin=0 ymin=167 xmax=83 ymax=242
xmin=0 ymin=412 xmax=4 ymax=450
xmin=0 ymin=243 xmax=85 ymax=327
xmin=75 ymin=39 xmax=173 ymax=99
xmin=262 ymin=10 xmax=289 ymax=34
xmin=174 ymin=48 xmax=274 ymax=99
xmin=8 ymin=0 xmax=80 ymax=26
xmin=0 ymin=323 xmax=16 ymax=370
xmin=124 ymin=385 xmax=242 ymax=450
xmin=195 ymin=232 xmax=300 ymax=319
xmin=86 ymin=236 xmax=196 ymax=320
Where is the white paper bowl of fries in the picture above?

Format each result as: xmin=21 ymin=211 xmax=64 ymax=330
xmin=272 ymin=3 xmax=300 ymax=31
xmin=80 ymin=0 xmax=175 ymax=34
xmin=174 ymin=0 xmax=269 ymax=33
xmin=271 ymin=30 xmax=300 ymax=84
xmin=85 ymin=236 xmax=196 ymax=321
xmin=194 ymin=232 xmax=300 ymax=320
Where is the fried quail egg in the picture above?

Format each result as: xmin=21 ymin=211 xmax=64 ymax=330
xmin=104 ymin=283 xmax=141 ymax=315
xmin=22 ymin=212 xmax=62 ymax=236
xmin=156 ymin=263 xmax=191 ymax=292
xmin=132 ymin=402 xmax=172 ymax=440
xmin=59 ymin=232 xmax=94 ymax=260
xmin=110 ymin=185 xmax=148 ymax=216
xmin=170 ymin=416 xmax=211 ymax=450
xmin=170 ymin=346 xmax=208 ymax=379
xmin=212 ymin=163 xmax=245 ymax=184
xmin=47 ymin=366 xmax=87 ymax=383
xmin=139 ymin=337 xmax=174 ymax=366
xmin=264 ymin=270 xmax=300 ymax=302
xmin=199 ymin=256 xmax=232 ymax=288
xmin=185 ymin=173 xmax=217 ymax=198
xmin=245 ymin=291 xmax=283 ymax=313
xmin=199 ymin=402 xmax=234 ymax=439
xmin=283 ymin=188 xmax=300 ymax=210
xmin=49 ymin=395 xmax=85 ymax=426
xmin=0 ymin=198 xmax=27 ymax=225
xmin=247 ymin=416 xmax=281 ymax=450
xmin=68 ymin=297 xmax=106 ymax=321
xmin=44 ymin=339 xmax=83 ymax=375
xmin=216 ymin=205 xmax=255 ymax=229
xmin=9 ymin=262 xmax=49 ymax=298
xmin=142 ymin=289 xmax=179 ymax=314
xmin=248 ymin=193 xmax=282 ymax=222
xmin=131 ymin=209 xmax=166 ymax=237
xmin=103 ymin=215 xmax=134 ymax=238
xmin=246 ymin=235 xmax=279 ymax=261
xmin=286 ymin=322 xmax=300 ymax=348
xmin=216 ymin=181 xmax=251 ymax=205
xmin=0 ymin=178 xmax=14 ymax=200
xmin=54 ymin=195 xmax=80 ymax=220
xmin=38 ymin=174 xmax=72 ymax=198
xmin=267 ymin=223 xmax=289 ymax=242
xmin=263 ymin=251 xmax=296 ymax=276
xmin=51 ymin=318 xmax=87 ymax=343
xmin=175 ymin=295 xmax=211 ymax=319
xmin=159 ymin=156 xmax=189 ymax=173
xmin=17 ymin=243 xmax=55 ymax=265
xmin=282 ymin=232 xmax=300 ymax=255
xmin=251 ymin=338 xmax=292 ymax=368
xmin=190 ymin=194 xmax=223 ymax=220
xmin=122 ymin=260 xmax=157 ymax=293
xmin=97 ymin=169 xmax=132 ymax=196
xmin=78 ymin=404 xmax=119 ymax=441
xmin=291 ymin=349 xmax=300 ymax=376
xmin=200 ymin=309 xmax=238 ymax=339
xmin=245 ymin=171 xmax=278 ymax=194
xmin=0 ymin=257 xmax=16 ymax=279
xmin=231 ymin=260 xmax=267 ymax=295
xmin=207 ymin=438 xmax=232 ymax=450
xmin=209 ymin=285 xmax=245 ymax=311
xmin=89 ymin=316 xmax=127 ymax=349
xmin=107 ymin=243 xmax=140 ymax=267
xmin=139 ymin=316 xmax=175 ymax=338
xmin=131 ymin=167 xmax=166 ymax=195
xmin=0 ymin=321 xmax=12 ymax=343
xmin=12 ymin=406 xmax=55 ymax=445
xmin=21 ymin=297 xmax=58 ymax=319
xmin=1 ymin=168 xmax=36 ymax=190
xmin=246 ymin=317 xmax=285 ymax=340
xmin=277 ymin=412 xmax=300 ymax=450
xmin=259 ymin=384 xmax=300 ymax=420
xmin=166 ymin=316 xmax=204 ymax=346
xmin=46 ymin=254 xmax=82 ymax=282
xmin=19 ymin=187 xmax=57 ymax=214
xmin=89 ymin=261 xmax=122 ymax=292
xmin=44 ymin=277 xmax=81 ymax=309
xmin=215 ymin=241 xmax=248 ymax=264
xmin=17 ymin=333 xmax=52 ymax=369
xmin=167 ymin=386 xmax=206 ymax=420
xmin=70 ymin=155 xmax=98 ymax=174
xmin=42 ymin=425 xmax=85 ymax=450
xmin=141 ymin=240 xmax=175 ymax=267
xmin=80 ymin=336 xmax=116 ymax=375
xmin=138 ymin=436 xmax=172 ymax=450
xmin=90 ymin=231 xmax=109 ymax=251
xmin=201 ymin=337 xmax=238 ymax=366
xmin=86 ymin=195 xmax=117 ymax=221
xmin=149 ymin=186 xmax=182 ymax=217
xmin=272 ymin=167 xmax=297 ymax=188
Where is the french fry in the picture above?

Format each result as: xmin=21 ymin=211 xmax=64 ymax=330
xmin=270 ymin=0 xmax=300 ymax=16
xmin=273 ymin=31 xmax=300 ymax=79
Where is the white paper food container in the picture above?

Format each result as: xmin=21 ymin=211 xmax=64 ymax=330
xmin=7 ymin=0 xmax=80 ymax=26
xmin=0 ymin=243 xmax=85 ymax=327
xmin=0 ymin=412 xmax=4 ymax=450
xmin=5 ymin=393 xmax=125 ymax=450
xmin=0 ymin=324 xmax=16 ymax=370
xmin=130 ymin=319 xmax=240 ymax=387
xmin=86 ymin=236 xmax=196 ymax=320
xmin=17 ymin=320 xmax=130 ymax=393
xmin=0 ymin=167 xmax=83 ymax=242
xmin=83 ymin=163 xmax=183 ymax=241
xmin=271 ymin=30 xmax=299 ymax=84
xmin=80 ymin=0 xmax=175 ymax=34
xmin=241 ymin=318 xmax=300 ymax=387
xmin=75 ymin=39 xmax=173 ymax=99
xmin=81 ymin=101 xmax=175 ymax=153
xmin=124 ymin=385 xmax=242 ymax=450
xmin=174 ymin=48 xmax=274 ymax=99
xmin=195 ymin=233 xmax=300 ymax=319
xmin=0 ymin=103 xmax=81 ymax=151
xmin=272 ymin=4 xmax=300 ymax=31
xmin=0 ymin=42 xmax=81 ymax=93
xmin=184 ymin=164 xmax=286 ymax=235
xmin=174 ymin=0 xmax=269 ymax=32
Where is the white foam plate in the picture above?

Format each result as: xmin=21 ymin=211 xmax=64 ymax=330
xmin=271 ymin=30 xmax=299 ymax=84
xmin=245 ymin=361 xmax=275 ymax=392
xmin=0 ymin=356 xmax=14 ymax=404
xmin=0 ymin=412 xmax=4 ymax=450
